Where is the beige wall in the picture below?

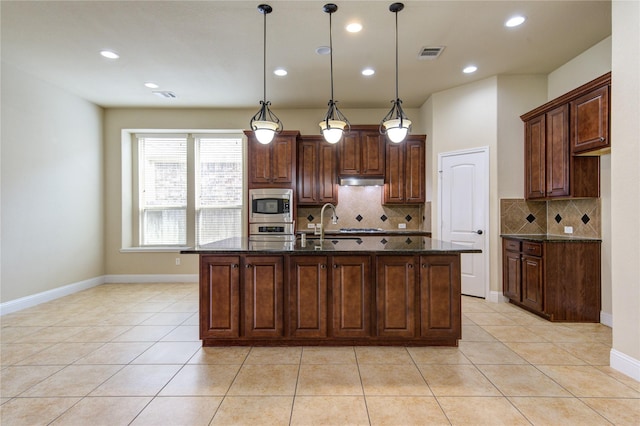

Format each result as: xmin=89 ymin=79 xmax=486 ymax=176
xmin=546 ymin=37 xmax=613 ymax=318
xmin=1 ymin=63 xmax=104 ymax=303
xmin=103 ymin=107 xmax=421 ymax=275
xmin=611 ymin=0 xmax=640 ymax=372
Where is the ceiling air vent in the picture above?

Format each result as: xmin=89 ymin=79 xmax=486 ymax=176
xmin=418 ymin=46 xmax=445 ymax=60
xmin=152 ymin=91 xmax=177 ymax=98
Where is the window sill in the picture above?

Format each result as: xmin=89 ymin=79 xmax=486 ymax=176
xmin=120 ymin=247 xmax=190 ymax=253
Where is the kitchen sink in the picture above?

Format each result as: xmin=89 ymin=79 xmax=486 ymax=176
xmin=305 ymin=236 xmax=363 ymax=241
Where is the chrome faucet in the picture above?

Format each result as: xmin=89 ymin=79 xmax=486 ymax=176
xmin=316 ymin=203 xmax=338 ymax=241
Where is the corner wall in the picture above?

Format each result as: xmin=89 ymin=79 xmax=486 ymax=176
xmin=1 ymin=63 xmax=104 ymax=303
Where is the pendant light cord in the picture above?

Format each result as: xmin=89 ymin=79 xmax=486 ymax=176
xmin=329 ymin=10 xmax=334 ymax=101
xmin=394 ymin=10 xmax=399 ymax=100
xmin=262 ymin=11 xmax=267 ymax=103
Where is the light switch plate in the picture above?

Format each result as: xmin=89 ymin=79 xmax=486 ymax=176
xmin=564 ymin=226 xmax=573 ymax=234
xmin=398 ymin=223 xmax=406 ymax=229
xmin=307 ymin=224 xmax=316 ymax=229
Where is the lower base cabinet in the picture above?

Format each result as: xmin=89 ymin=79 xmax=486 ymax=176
xmin=502 ymin=237 xmax=601 ymax=322
xmin=200 ymin=253 xmax=461 ymax=345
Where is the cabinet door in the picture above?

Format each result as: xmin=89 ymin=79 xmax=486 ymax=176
xmin=289 ymin=256 xmax=328 ymax=338
xmin=521 ymin=255 xmax=543 ymax=312
xmin=571 ymin=85 xmax=609 ymax=154
xmin=339 ymin=133 xmax=361 ymax=175
xmin=502 ymin=250 xmax=521 ymax=301
xmin=525 ymin=114 xmax=546 ymax=199
xmin=318 ymin=142 xmax=338 ymax=203
xmin=384 ymin=142 xmax=404 ymax=204
xmin=297 ymin=139 xmax=318 ymax=204
xmin=243 ymin=256 xmax=284 ymax=338
xmin=419 ymin=255 xmax=461 ymax=339
xmin=271 ymin=136 xmax=294 ymax=183
xmin=331 ymin=255 xmax=371 ymax=338
xmin=545 ymin=105 xmax=570 ymax=197
xmin=404 ymin=138 xmax=426 ymax=203
xmin=361 ymin=132 xmax=385 ymax=176
xmin=200 ymin=256 xmax=240 ymax=339
xmin=248 ymin=138 xmax=273 ymax=185
xmin=376 ymin=256 xmax=416 ymax=337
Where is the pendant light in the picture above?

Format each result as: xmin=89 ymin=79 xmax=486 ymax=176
xmin=319 ymin=3 xmax=350 ymax=144
xmin=380 ymin=2 xmax=411 ymax=143
xmin=249 ymin=4 xmax=283 ymax=144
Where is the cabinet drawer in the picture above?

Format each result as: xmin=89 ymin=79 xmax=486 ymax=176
xmin=504 ymin=239 xmax=521 ymax=252
xmin=522 ymin=242 xmax=542 ymax=257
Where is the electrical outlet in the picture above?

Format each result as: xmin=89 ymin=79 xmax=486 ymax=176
xmin=564 ymin=226 xmax=574 ymax=234
xmin=175 ymin=257 xmax=181 ymax=266
xmin=398 ymin=223 xmax=406 ymax=229
xmin=307 ymin=223 xmax=316 ymax=229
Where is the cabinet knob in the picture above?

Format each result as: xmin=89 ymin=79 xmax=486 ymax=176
xmin=232 ymin=264 xmax=239 ymax=269
xmin=422 ymin=264 xmax=427 ymax=268
xmin=320 ymin=264 xmax=326 ymax=269
xmin=246 ymin=264 xmax=253 ymax=268
xmin=333 ymin=264 xmax=339 ymax=269
xmin=408 ymin=264 xmax=414 ymax=269
xmin=599 ymin=137 xmax=605 ymax=142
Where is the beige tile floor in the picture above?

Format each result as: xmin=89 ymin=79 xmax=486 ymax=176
xmin=1 ymin=283 xmax=639 ymax=425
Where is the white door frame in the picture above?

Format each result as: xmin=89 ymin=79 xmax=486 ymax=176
xmin=437 ymin=146 xmax=490 ymax=299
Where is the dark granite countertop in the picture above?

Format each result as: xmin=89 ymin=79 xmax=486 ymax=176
xmin=500 ymin=234 xmax=602 ymax=242
xmin=297 ymin=229 xmax=432 ymax=237
xmin=182 ymin=236 xmax=480 ymax=255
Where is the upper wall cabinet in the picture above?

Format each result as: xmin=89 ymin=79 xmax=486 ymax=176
xmin=297 ymin=136 xmax=338 ymax=205
xmin=383 ymin=135 xmax=426 ymax=205
xmin=246 ymin=130 xmax=299 ymax=188
xmin=339 ymin=125 xmax=385 ymax=177
xmin=521 ymin=73 xmax=609 ymax=200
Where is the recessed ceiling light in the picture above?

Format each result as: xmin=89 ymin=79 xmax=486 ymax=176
xmin=346 ymin=23 xmax=362 ymax=33
xmin=316 ymin=46 xmax=331 ymax=55
xmin=144 ymin=82 xmax=159 ymax=89
xmin=463 ymin=65 xmax=478 ymax=74
xmin=362 ymin=68 xmax=375 ymax=76
xmin=274 ymin=68 xmax=288 ymax=76
xmin=505 ymin=15 xmax=526 ymax=27
xmin=100 ymin=49 xmax=119 ymax=59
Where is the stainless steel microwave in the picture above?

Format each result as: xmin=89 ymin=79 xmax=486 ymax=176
xmin=249 ymin=188 xmax=293 ymax=223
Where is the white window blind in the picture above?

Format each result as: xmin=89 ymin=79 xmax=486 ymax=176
xmin=196 ymin=136 xmax=243 ymax=245
xmin=139 ymin=136 xmax=187 ymax=245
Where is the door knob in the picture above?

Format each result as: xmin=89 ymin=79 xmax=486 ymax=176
xmin=476 ymin=230 xmax=483 ymax=235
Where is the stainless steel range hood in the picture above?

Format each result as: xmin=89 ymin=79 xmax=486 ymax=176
xmin=339 ymin=177 xmax=385 ymax=186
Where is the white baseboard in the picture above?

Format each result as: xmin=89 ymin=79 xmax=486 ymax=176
xmin=487 ymin=291 xmax=509 ymax=303
xmin=1 ymin=274 xmax=198 ymax=316
xmin=103 ymin=274 xmax=198 ymax=283
xmin=0 ymin=276 xmax=104 ymax=315
xmin=610 ymin=349 xmax=640 ymax=382
xmin=600 ymin=311 xmax=613 ymax=328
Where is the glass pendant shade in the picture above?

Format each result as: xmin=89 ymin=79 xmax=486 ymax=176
xmin=383 ymin=118 xmax=412 ymax=143
xmin=319 ymin=120 xmax=347 ymax=144
xmin=253 ymin=120 xmax=279 ymax=144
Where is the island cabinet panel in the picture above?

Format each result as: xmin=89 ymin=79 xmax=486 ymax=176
xmin=331 ymin=255 xmax=372 ymax=338
xmin=200 ymin=256 xmax=240 ymax=339
xmin=376 ymin=256 xmax=417 ymax=337
xmin=288 ymin=256 xmax=328 ymax=338
xmin=419 ymin=255 xmax=461 ymax=339
xmin=243 ymin=256 xmax=284 ymax=338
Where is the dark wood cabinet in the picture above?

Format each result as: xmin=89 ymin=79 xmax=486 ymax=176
xmin=571 ymin=83 xmax=610 ymax=154
xmin=289 ymin=255 xmax=328 ymax=337
xmin=243 ymin=256 xmax=284 ymax=338
xmin=502 ymin=237 xmax=601 ymax=322
xmin=246 ymin=130 xmax=298 ymax=187
xmin=331 ymin=255 xmax=372 ymax=338
xmin=339 ymin=126 xmax=385 ymax=177
xmin=521 ymin=73 xmax=610 ymax=200
xmin=419 ymin=255 xmax=461 ymax=339
xmin=376 ymin=255 xmax=416 ymax=337
xmin=384 ymin=135 xmax=426 ymax=204
xmin=200 ymin=256 xmax=240 ymax=339
xmin=297 ymin=136 xmax=338 ymax=205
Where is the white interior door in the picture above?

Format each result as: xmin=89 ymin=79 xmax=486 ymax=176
xmin=439 ymin=148 xmax=489 ymax=298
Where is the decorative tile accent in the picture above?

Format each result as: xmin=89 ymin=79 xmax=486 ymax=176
xmin=380 ymin=238 xmax=388 ymax=244
xmin=296 ymin=186 xmax=423 ymax=232
xmin=581 ymin=214 xmax=590 ymax=224
xmin=355 ymin=215 xmax=363 ymax=222
xmin=405 ymin=238 xmax=413 ymax=244
xmin=405 ymin=215 xmax=413 ymax=222
xmin=500 ymin=199 xmax=546 ymax=235
xmin=380 ymin=215 xmax=388 ymax=222
xmin=526 ymin=214 xmax=536 ymax=223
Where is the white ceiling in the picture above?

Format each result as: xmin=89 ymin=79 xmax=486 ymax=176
xmin=1 ymin=1 xmax=611 ymax=109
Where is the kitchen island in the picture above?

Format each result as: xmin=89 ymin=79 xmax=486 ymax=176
xmin=182 ymin=236 xmax=480 ymax=347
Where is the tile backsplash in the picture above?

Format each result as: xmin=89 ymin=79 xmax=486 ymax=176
xmin=297 ymin=186 xmax=424 ymax=232
xmin=500 ymin=198 xmax=600 ymax=238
